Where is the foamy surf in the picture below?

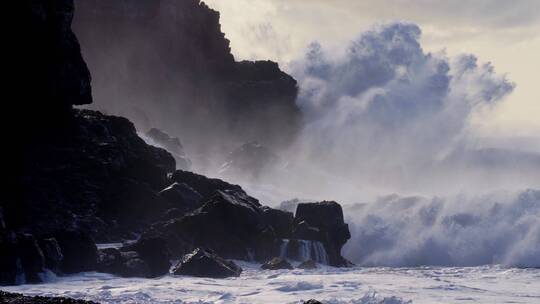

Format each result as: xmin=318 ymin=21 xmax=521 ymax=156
xmin=3 ymin=263 xmax=540 ymax=303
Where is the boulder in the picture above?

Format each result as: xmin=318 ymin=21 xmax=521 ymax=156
xmin=304 ymin=300 xmax=323 ymax=304
xmin=0 ymin=231 xmax=19 ymax=285
xmin=38 ymin=238 xmax=63 ymax=273
xmin=0 ymin=232 xmax=46 ymax=285
xmin=297 ymin=259 xmax=318 ymax=270
xmin=15 ymin=234 xmax=45 ymax=283
xmin=97 ymin=248 xmax=152 ymax=278
xmin=261 ymin=257 xmax=293 ymax=270
xmin=121 ymin=257 xmax=151 ymax=278
xmin=172 ymin=248 xmax=242 ymax=278
xmin=121 ymin=236 xmax=171 ymax=277
xmin=53 ymin=230 xmax=98 ymax=274
xmin=96 ymin=248 xmax=124 ymax=274
xmin=294 ymin=202 xmax=351 ymax=267
xmin=158 ymin=182 xmax=203 ymax=212
xmin=166 ymin=190 xmax=263 ymax=259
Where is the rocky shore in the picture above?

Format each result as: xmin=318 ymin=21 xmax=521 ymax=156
xmin=5 ymin=0 xmax=351 ymax=299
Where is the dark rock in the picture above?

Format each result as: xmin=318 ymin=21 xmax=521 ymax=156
xmin=292 ymin=221 xmax=322 ymax=241
xmin=146 ymin=128 xmax=191 ymax=170
xmin=38 ymin=238 xmax=63 ymax=273
xmin=53 ymin=230 xmax=98 ymax=274
xmin=0 ymin=233 xmax=46 ymax=285
xmin=97 ymin=248 xmax=153 ymax=278
xmin=121 ymin=236 xmax=171 ymax=277
xmin=120 ymin=256 xmax=151 ymax=278
xmin=16 ymin=234 xmax=45 ymax=284
xmin=0 ymin=231 xmax=19 ymax=285
xmin=295 ymin=201 xmax=347 ymax=231
xmin=15 ymin=108 xmax=177 ymax=242
xmin=163 ymin=208 xmax=185 ymax=220
xmin=253 ymin=228 xmax=282 ymax=262
xmin=158 ymin=182 xmax=203 ymax=213
xmin=0 ymin=291 xmax=98 ymax=304
xmin=16 ymin=0 xmax=92 ymax=127
xmin=162 ymin=190 xmax=263 ymax=260
xmin=261 ymin=257 xmax=293 ymax=270
xmin=294 ymin=202 xmax=352 ymax=267
xmin=169 ymin=170 xmax=245 ymax=199
xmin=260 ymin=207 xmax=293 ymax=239
xmin=172 ymin=248 xmax=242 ymax=278
xmin=96 ymin=247 xmax=123 ymax=274
xmin=297 ymin=259 xmax=318 ymax=270
xmin=304 ymin=300 xmax=323 ymax=304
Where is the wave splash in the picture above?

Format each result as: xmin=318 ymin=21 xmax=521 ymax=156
xmin=344 ymin=189 xmax=540 ymax=267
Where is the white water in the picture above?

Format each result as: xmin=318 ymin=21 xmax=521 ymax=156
xmin=4 ymin=263 xmax=540 ymax=303
xmin=280 ymin=239 xmax=330 ymax=265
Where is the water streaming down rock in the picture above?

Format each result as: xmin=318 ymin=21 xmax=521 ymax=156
xmin=279 ymin=239 xmax=329 ymax=265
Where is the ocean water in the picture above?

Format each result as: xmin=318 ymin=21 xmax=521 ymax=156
xmin=4 ymin=262 xmax=540 ymax=304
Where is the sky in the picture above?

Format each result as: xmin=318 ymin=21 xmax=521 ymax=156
xmin=205 ymin=0 xmax=540 ymax=139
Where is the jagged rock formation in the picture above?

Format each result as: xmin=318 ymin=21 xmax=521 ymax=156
xmin=4 ymin=0 xmax=350 ymax=286
xmin=293 ymin=202 xmax=352 ymax=266
xmin=73 ymin=0 xmax=300 ymax=166
xmin=172 ymin=248 xmax=242 ymax=278
xmin=145 ymin=176 xmax=350 ymax=266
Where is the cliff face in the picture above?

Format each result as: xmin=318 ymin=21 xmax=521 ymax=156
xmin=73 ymin=0 xmax=300 ymax=167
xmin=4 ymin=0 xmax=349 ymax=287
xmin=18 ymin=0 xmax=92 ymax=124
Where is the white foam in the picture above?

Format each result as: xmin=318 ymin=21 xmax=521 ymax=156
xmin=4 ymin=263 xmax=540 ymax=303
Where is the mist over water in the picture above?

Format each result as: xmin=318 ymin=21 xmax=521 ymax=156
xmin=223 ymin=23 xmax=540 ymax=267
xmin=76 ymin=6 xmax=540 ymax=267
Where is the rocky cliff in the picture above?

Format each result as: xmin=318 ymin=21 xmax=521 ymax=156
xmin=73 ymin=0 xmax=300 ymax=167
xmin=3 ymin=0 xmax=349 ymax=287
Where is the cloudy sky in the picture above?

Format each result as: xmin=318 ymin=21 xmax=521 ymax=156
xmin=205 ymin=0 xmax=540 ymax=138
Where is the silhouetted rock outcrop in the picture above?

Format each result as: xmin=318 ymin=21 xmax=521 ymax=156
xmin=172 ymin=248 xmax=242 ymax=278
xmin=73 ymin=0 xmax=300 ymax=163
xmin=293 ymin=202 xmax=352 ymax=267
xmin=5 ymin=0 xmax=352 ymax=286
xmin=96 ymin=236 xmax=170 ymax=278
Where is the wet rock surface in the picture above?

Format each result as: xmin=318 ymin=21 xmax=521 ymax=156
xmin=172 ymin=248 xmax=242 ymax=278
xmin=261 ymin=257 xmax=294 ymax=270
xmin=297 ymin=259 xmax=318 ymax=270
xmin=5 ymin=0 xmax=352 ymax=287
